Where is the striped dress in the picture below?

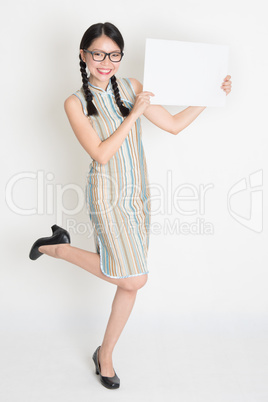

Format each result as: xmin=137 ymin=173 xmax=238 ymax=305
xmin=73 ymin=77 xmax=151 ymax=278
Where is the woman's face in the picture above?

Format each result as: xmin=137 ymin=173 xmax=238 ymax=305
xmin=80 ymin=34 xmax=122 ymax=90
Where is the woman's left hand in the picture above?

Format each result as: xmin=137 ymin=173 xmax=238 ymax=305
xmin=221 ymin=75 xmax=232 ymax=95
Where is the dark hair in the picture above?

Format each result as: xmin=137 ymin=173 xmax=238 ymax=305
xmin=79 ymin=22 xmax=130 ymax=117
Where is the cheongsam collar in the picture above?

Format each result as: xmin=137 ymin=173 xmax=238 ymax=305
xmin=87 ymin=78 xmax=113 ymax=95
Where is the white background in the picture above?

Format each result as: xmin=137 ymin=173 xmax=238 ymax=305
xmin=1 ymin=0 xmax=267 ymax=400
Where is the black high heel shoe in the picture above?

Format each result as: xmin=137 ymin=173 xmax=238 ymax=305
xmin=29 ymin=224 xmax=71 ymax=260
xmin=92 ymin=346 xmax=120 ymax=390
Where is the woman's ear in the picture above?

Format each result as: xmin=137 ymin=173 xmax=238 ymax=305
xmin=80 ymin=49 xmax=86 ymax=63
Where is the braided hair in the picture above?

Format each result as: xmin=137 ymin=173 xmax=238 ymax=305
xmin=79 ymin=55 xmax=98 ymax=116
xmin=79 ymin=22 xmax=130 ymax=118
xmin=110 ymin=75 xmax=130 ymax=117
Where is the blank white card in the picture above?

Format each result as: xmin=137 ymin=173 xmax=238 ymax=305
xmin=143 ymin=38 xmax=229 ymax=107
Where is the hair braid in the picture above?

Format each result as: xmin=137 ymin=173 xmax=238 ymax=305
xmin=111 ymin=75 xmax=130 ymax=117
xmin=79 ymin=54 xmax=98 ymax=116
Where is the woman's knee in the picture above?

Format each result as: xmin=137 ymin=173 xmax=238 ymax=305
xmin=120 ymin=274 xmax=148 ymax=291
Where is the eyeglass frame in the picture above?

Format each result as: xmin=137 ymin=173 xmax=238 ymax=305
xmin=83 ymin=49 xmax=124 ymax=62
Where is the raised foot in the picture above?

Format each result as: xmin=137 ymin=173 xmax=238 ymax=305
xmin=38 ymin=243 xmax=70 ymax=258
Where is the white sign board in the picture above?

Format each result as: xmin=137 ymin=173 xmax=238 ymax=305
xmin=143 ymin=38 xmax=229 ymax=107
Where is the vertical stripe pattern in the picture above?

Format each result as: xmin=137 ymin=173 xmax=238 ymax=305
xmin=73 ymin=77 xmax=151 ymax=278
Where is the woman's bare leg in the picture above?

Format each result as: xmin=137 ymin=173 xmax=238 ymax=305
xmin=98 ymin=286 xmax=139 ymax=376
xmin=38 ymin=243 xmax=148 ymax=376
xmin=38 ymin=243 xmax=147 ymax=289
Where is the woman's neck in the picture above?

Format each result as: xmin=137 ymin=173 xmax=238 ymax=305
xmin=89 ymin=76 xmax=110 ymax=91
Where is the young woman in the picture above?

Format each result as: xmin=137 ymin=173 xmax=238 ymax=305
xmin=29 ymin=22 xmax=232 ymax=390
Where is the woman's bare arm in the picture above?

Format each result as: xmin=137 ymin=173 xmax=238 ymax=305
xmin=130 ymin=78 xmax=230 ymax=135
xmin=64 ymin=90 xmax=152 ymax=165
xmin=145 ymin=103 xmax=206 ymax=135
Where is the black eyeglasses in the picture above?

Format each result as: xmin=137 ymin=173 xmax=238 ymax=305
xmin=83 ymin=49 xmax=124 ymax=62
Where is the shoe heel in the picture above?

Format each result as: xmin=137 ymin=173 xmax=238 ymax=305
xmin=51 ymin=224 xmax=61 ymax=233
xmin=92 ymin=346 xmax=120 ymax=389
xmin=29 ymin=225 xmax=71 ymax=261
xmin=92 ymin=354 xmax=100 ymax=375
xmin=51 ymin=224 xmax=71 ymax=243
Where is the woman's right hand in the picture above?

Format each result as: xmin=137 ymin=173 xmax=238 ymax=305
xmin=131 ymin=91 xmax=155 ymax=118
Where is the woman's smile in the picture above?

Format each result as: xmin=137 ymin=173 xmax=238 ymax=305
xmin=97 ymin=68 xmax=113 ymax=75
xmin=81 ymin=35 xmax=122 ymax=89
